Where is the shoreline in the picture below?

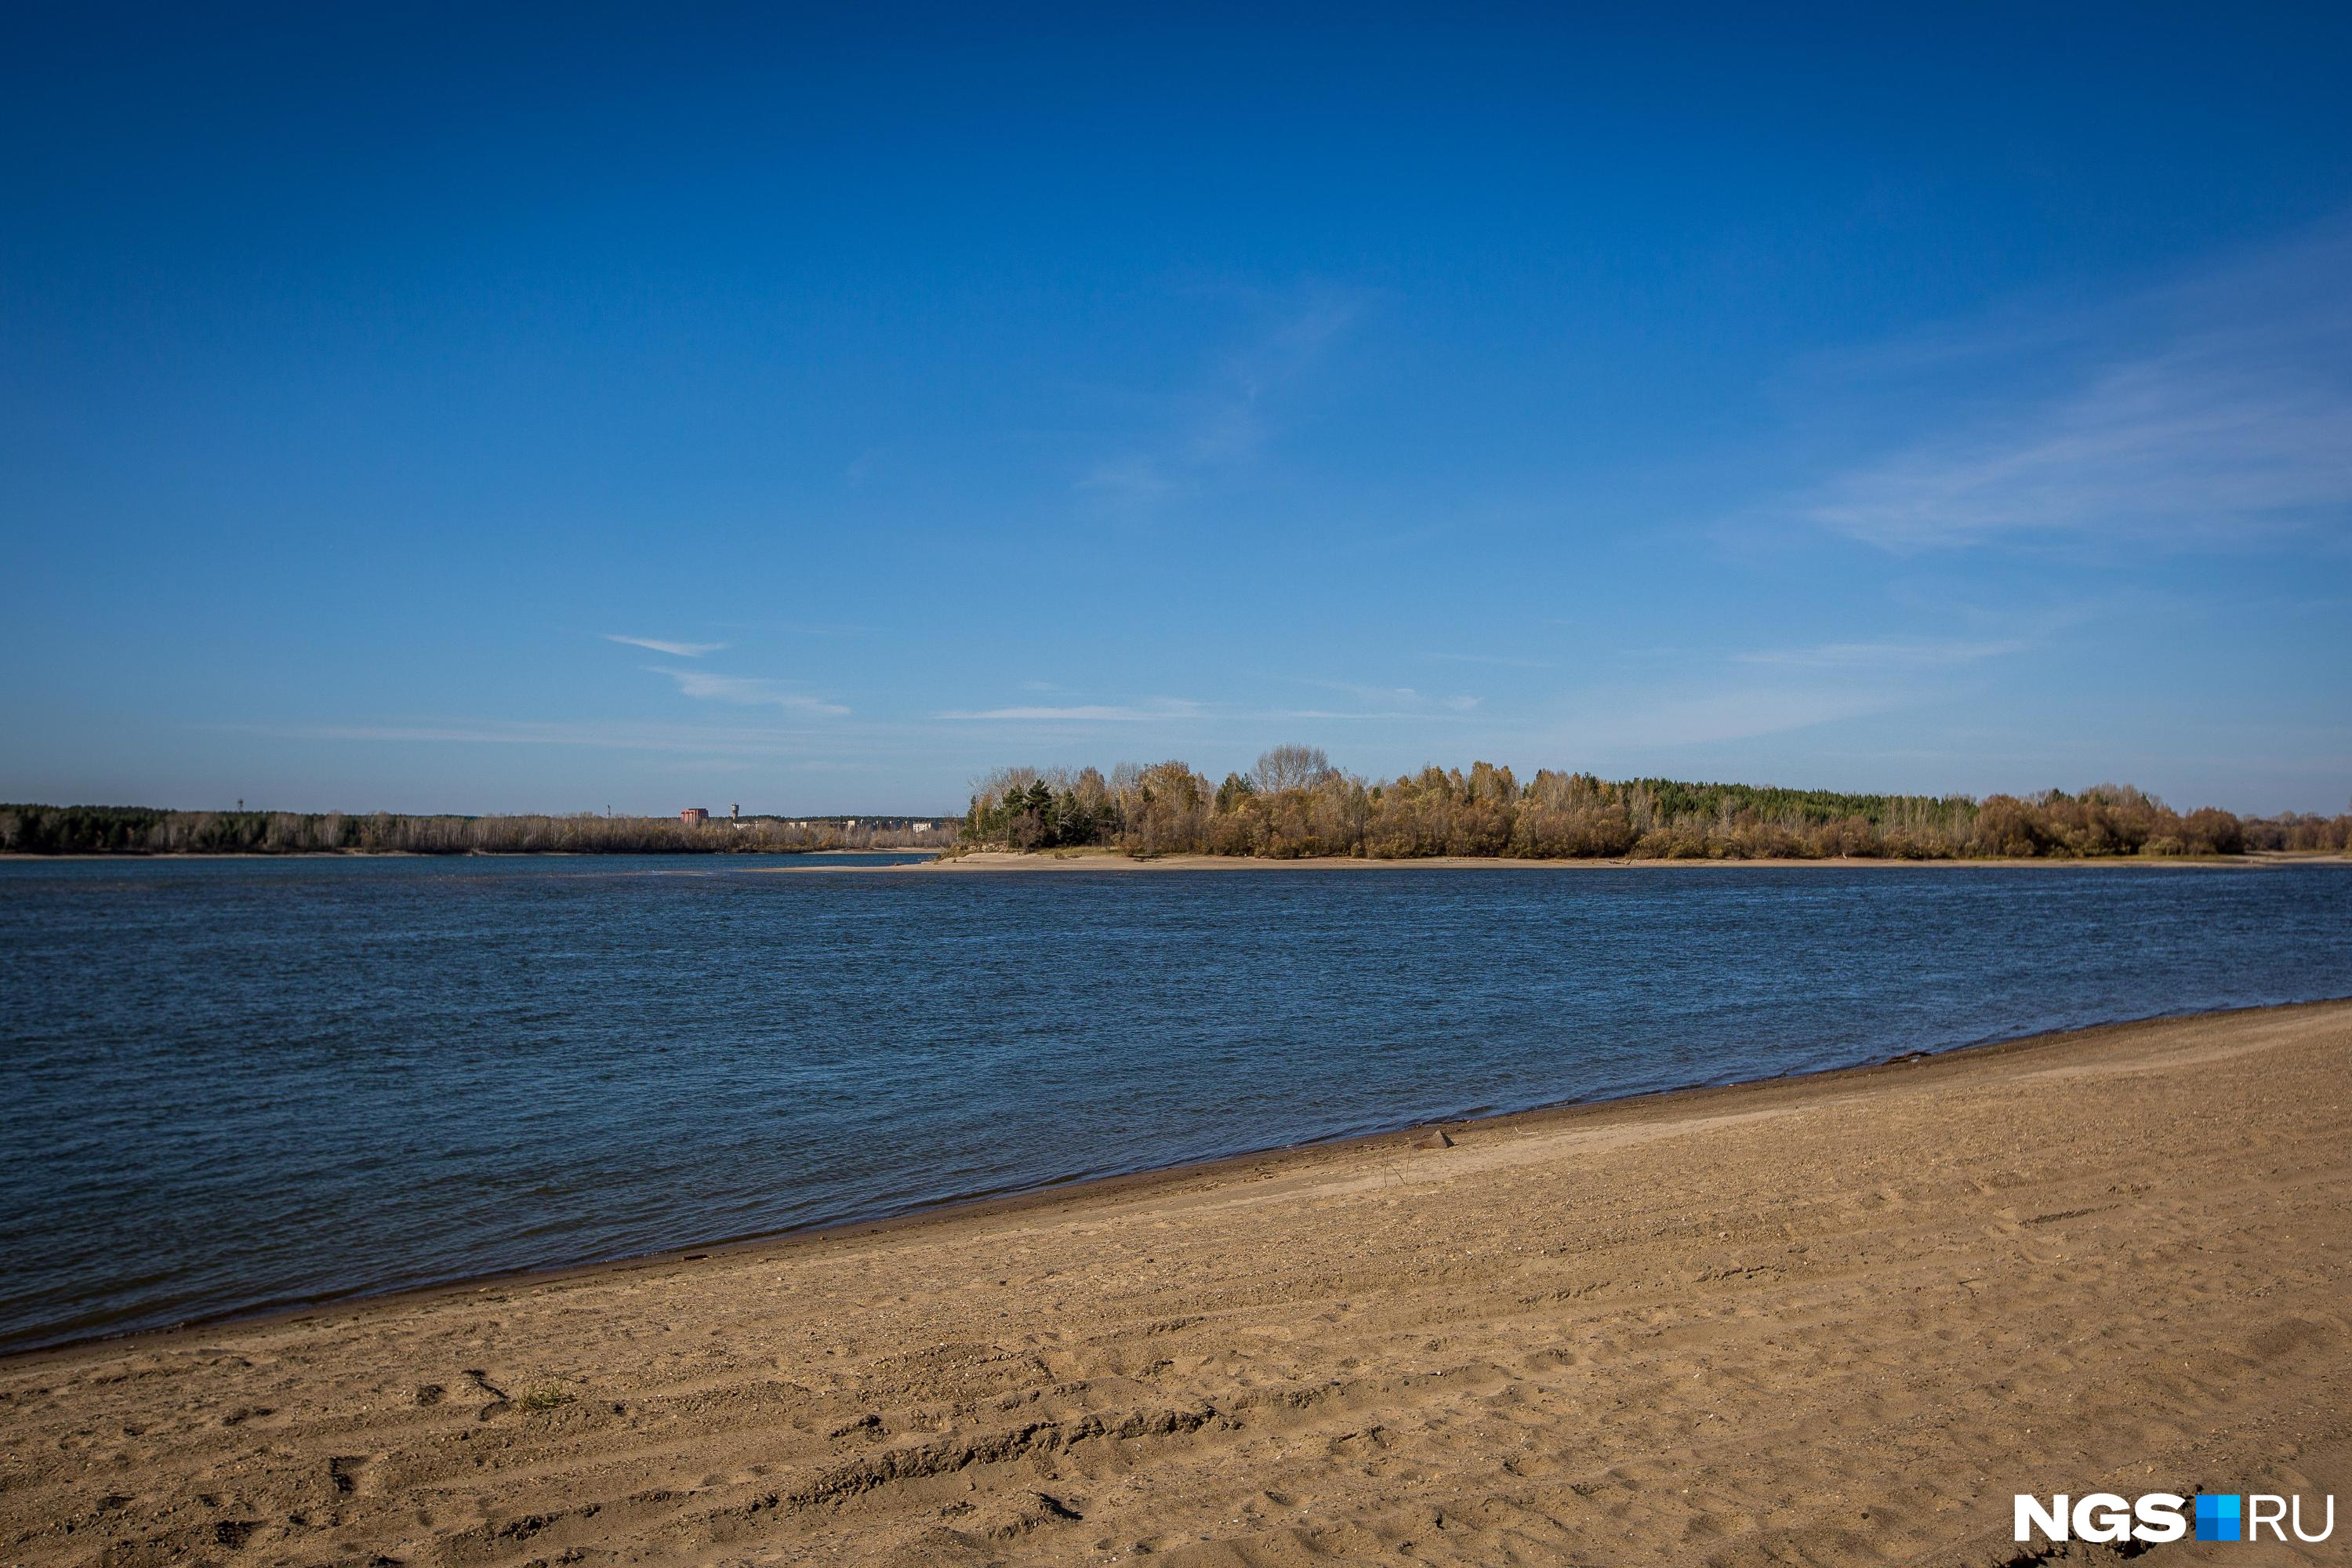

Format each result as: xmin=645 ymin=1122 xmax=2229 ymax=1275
xmin=9 ymin=847 xmax=2344 ymax=869
xmin=6 ymin=999 xmax=2347 ymax=1564
xmin=804 ymin=847 xmax=2351 ymax=872
xmin=9 ymin=996 xmax=2343 ymax=1366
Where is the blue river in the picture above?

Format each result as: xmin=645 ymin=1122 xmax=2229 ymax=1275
xmin=2 ymin=855 xmax=2346 ymax=1352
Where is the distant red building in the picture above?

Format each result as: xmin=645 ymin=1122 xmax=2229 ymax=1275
xmin=680 ymin=808 xmax=710 ymax=826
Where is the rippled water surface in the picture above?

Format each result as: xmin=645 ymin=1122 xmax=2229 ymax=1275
xmin=3 ymin=855 xmax=2347 ymax=1352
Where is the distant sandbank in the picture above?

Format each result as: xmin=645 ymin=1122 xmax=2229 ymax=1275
xmin=770 ymin=847 xmax=2351 ymax=872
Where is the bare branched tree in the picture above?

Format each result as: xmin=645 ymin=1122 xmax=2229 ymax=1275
xmin=1251 ymin=744 xmax=1334 ymax=794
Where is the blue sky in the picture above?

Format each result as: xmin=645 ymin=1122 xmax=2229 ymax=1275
xmin=5 ymin=5 xmax=2349 ymax=815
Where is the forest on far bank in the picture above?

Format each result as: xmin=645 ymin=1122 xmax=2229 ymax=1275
xmin=0 ymin=806 xmax=958 ymax=856
xmin=958 ymin=747 xmax=2352 ymax=862
xmin=11 ymin=756 xmax=2346 ymax=861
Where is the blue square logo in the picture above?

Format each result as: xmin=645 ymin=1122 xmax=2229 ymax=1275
xmin=2196 ymin=1494 xmax=2242 ymax=1542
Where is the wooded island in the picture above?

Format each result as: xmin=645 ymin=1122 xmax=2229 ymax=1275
xmin=958 ymin=747 xmax=2352 ymax=861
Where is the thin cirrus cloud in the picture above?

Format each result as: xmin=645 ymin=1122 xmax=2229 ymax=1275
xmin=1733 ymin=638 xmax=2029 ymax=670
xmin=1427 ymin=651 xmax=1559 ymax=670
xmin=220 ymin=719 xmax=830 ymax=757
xmin=605 ymin=633 xmax=728 ymax=657
xmin=1186 ymin=289 xmax=1368 ymax=466
xmin=1073 ymin=456 xmax=1174 ymax=514
xmin=938 ymin=699 xmax=1207 ymax=722
xmin=1074 ymin=286 xmax=1374 ymax=521
xmin=1298 ymin=677 xmax=1483 ymax=714
xmin=933 ymin=693 xmax=1485 ymax=724
xmin=1791 ymin=225 xmax=2352 ymax=554
xmin=650 ymin=667 xmax=850 ymax=717
xmin=1555 ymin=684 xmax=1904 ymax=756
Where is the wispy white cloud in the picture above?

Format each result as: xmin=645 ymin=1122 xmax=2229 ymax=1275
xmin=1074 ymin=456 xmax=1173 ymax=510
xmin=1733 ymin=637 xmax=2028 ymax=669
xmin=1305 ymin=677 xmax=1426 ymax=705
xmin=1075 ymin=284 xmax=1375 ymax=520
xmin=606 ymin=633 xmax=728 ymax=657
xmin=1249 ymin=707 xmax=1478 ymax=722
xmin=1296 ymin=677 xmax=1484 ymax=715
xmin=933 ymin=689 xmax=1487 ymax=727
xmin=1555 ymin=685 xmax=1903 ymax=753
xmin=938 ymin=700 xmax=1206 ymax=722
xmin=651 ymin=666 xmax=850 ymax=717
xmin=710 ymin=619 xmax=880 ymax=638
xmin=1534 ymin=629 xmax=2040 ymax=757
xmin=1185 ymin=291 xmax=1367 ymax=466
xmin=1428 ymin=652 xmax=1558 ymax=670
xmin=1790 ymin=226 xmax=2352 ymax=554
xmin=1810 ymin=363 xmax=2352 ymax=551
xmin=222 ymin=719 xmax=828 ymax=757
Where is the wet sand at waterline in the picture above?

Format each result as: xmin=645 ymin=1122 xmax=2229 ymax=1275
xmin=5 ymin=1003 xmax=2348 ymax=1566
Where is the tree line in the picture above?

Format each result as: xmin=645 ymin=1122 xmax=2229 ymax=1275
xmin=959 ymin=749 xmax=2352 ymax=861
xmin=0 ymin=806 xmax=959 ymax=856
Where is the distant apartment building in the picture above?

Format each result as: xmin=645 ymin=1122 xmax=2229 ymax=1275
xmin=680 ymin=808 xmax=709 ymax=826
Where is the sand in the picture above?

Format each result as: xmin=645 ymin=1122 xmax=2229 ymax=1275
xmin=803 ymin=849 xmax=2350 ymax=872
xmin=5 ymin=1002 xmax=2348 ymax=1566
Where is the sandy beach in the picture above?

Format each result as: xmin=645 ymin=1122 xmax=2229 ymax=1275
xmin=5 ymin=1002 xmax=2347 ymax=1566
